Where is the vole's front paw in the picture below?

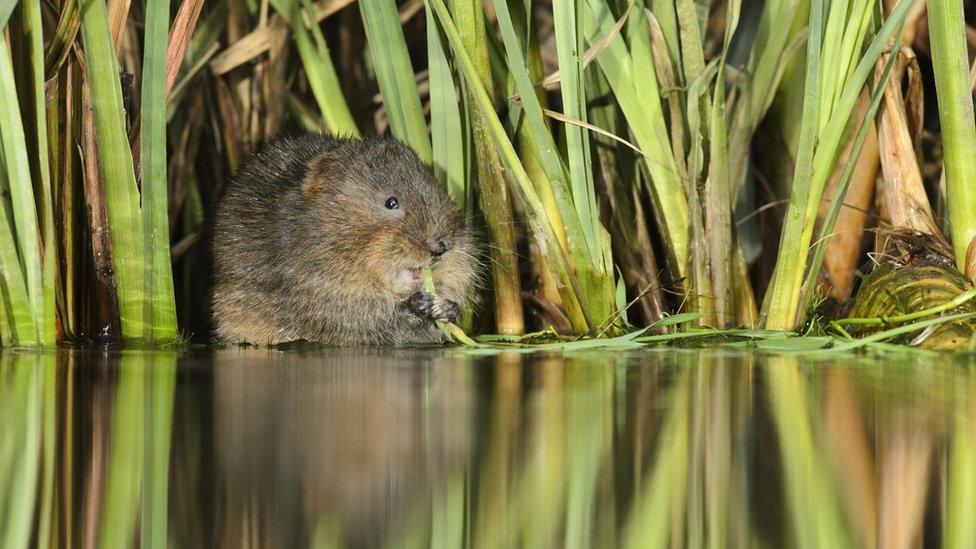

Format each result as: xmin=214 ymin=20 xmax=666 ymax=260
xmin=432 ymin=298 xmax=460 ymax=323
xmin=407 ymin=292 xmax=460 ymax=323
xmin=407 ymin=292 xmax=435 ymax=319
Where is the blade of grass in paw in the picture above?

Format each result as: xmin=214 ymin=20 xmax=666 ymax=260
xmin=422 ymin=267 xmax=478 ymax=345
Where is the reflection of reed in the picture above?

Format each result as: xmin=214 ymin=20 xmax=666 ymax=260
xmin=56 ymin=351 xmax=75 ymax=548
xmin=0 ymin=352 xmax=46 ymax=549
xmin=2 ymin=349 xmax=975 ymax=548
xmin=516 ymin=358 xmax=566 ymax=549
xmin=95 ymin=352 xmax=178 ymax=549
xmin=205 ymin=350 xmax=974 ymax=547
xmin=625 ymin=366 xmax=690 ymax=549
xmin=825 ymin=368 xmax=877 ymax=548
xmin=473 ymin=354 xmax=522 ymax=548
xmin=0 ymin=350 xmax=177 ymax=548
xmin=96 ymin=354 xmax=146 ymax=549
xmin=946 ymin=370 xmax=975 ymax=548
xmin=625 ymin=353 xmax=753 ymax=549
xmin=81 ymin=355 xmax=111 ymax=548
xmin=878 ymin=414 xmax=935 ymax=548
xmin=766 ymin=356 xmax=851 ymax=547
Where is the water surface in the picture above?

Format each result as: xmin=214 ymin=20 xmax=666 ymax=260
xmin=1 ymin=347 xmax=974 ymax=547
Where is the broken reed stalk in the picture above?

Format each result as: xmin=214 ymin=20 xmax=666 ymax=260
xmin=876 ymin=48 xmax=942 ymax=237
xmin=817 ymin=93 xmax=880 ymax=301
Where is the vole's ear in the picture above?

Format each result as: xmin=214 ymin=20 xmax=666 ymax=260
xmin=301 ymin=149 xmax=346 ymax=198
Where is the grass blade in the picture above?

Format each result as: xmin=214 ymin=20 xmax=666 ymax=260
xmin=142 ymin=0 xmax=179 ymax=342
xmin=272 ymin=0 xmax=359 ymax=136
xmin=762 ymin=0 xmax=824 ymax=330
xmin=22 ymin=0 xmax=57 ymax=345
xmin=0 ymin=30 xmax=43 ymax=345
xmin=427 ymin=0 xmax=590 ymax=332
xmin=553 ymin=0 xmax=599 ymax=261
xmin=927 ymin=0 xmax=976 ymax=274
xmin=426 ymin=8 xmax=468 ymax=207
xmin=553 ymin=0 xmax=615 ymax=324
xmin=584 ymin=0 xmax=691 ymax=280
xmin=80 ymin=0 xmax=147 ymax=340
xmin=360 ymin=0 xmax=431 ymax=162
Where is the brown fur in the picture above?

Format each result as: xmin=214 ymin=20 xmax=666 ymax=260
xmin=210 ymin=133 xmax=478 ymax=345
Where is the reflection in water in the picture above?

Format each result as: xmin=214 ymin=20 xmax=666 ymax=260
xmin=1 ymin=348 xmax=974 ymax=547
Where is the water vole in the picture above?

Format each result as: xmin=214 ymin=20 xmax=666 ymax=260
xmin=211 ymin=133 xmax=478 ymax=345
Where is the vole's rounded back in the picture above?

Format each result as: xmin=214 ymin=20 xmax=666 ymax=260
xmin=211 ymin=133 xmax=477 ymax=345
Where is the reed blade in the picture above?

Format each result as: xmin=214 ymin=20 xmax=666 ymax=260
xmin=451 ymin=0 xmax=525 ymax=334
xmin=0 ymin=29 xmax=44 ymax=345
xmin=583 ymin=0 xmax=691 ymax=281
xmin=426 ymin=7 xmax=468 ymax=208
xmin=18 ymin=0 xmax=57 ymax=345
xmin=427 ymin=0 xmax=590 ymax=332
xmin=142 ymin=0 xmax=179 ymax=342
xmin=927 ymin=0 xmax=976 ymax=273
xmin=272 ymin=0 xmax=359 ymax=136
xmin=553 ymin=0 xmax=615 ymax=325
xmin=79 ymin=0 xmax=147 ymax=340
xmin=360 ymin=0 xmax=431 ymax=162
xmin=764 ymin=0 xmax=912 ymax=330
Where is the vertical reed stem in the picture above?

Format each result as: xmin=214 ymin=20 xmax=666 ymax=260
xmin=452 ymin=0 xmax=525 ymax=334
xmin=927 ymin=0 xmax=976 ymax=274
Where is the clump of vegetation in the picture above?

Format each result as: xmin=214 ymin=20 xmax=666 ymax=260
xmin=0 ymin=0 xmax=975 ymax=349
xmin=3 ymin=349 xmax=974 ymax=546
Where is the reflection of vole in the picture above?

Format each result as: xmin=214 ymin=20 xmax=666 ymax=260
xmin=210 ymin=349 xmax=475 ymax=547
xmin=211 ymin=134 xmax=478 ymax=345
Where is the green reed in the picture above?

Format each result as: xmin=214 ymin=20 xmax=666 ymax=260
xmin=79 ymin=0 xmax=179 ymax=343
xmin=0 ymin=354 xmax=44 ymax=549
xmin=3 ymin=0 xmax=975 ymax=344
xmin=762 ymin=0 xmax=912 ymax=330
xmin=0 ymin=4 xmax=54 ymax=346
xmin=927 ymin=0 xmax=976 ymax=274
xmin=78 ymin=0 xmax=148 ymax=341
xmin=0 ymin=0 xmax=184 ymax=346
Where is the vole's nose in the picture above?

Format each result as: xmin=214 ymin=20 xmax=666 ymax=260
xmin=430 ymin=239 xmax=448 ymax=257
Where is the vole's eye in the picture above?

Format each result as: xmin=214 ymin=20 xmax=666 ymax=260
xmin=384 ymin=196 xmax=399 ymax=210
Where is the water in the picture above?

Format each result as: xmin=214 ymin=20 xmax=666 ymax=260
xmin=1 ymin=347 xmax=974 ymax=548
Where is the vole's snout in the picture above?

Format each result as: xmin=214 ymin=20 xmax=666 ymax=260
xmin=430 ymin=239 xmax=448 ymax=258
